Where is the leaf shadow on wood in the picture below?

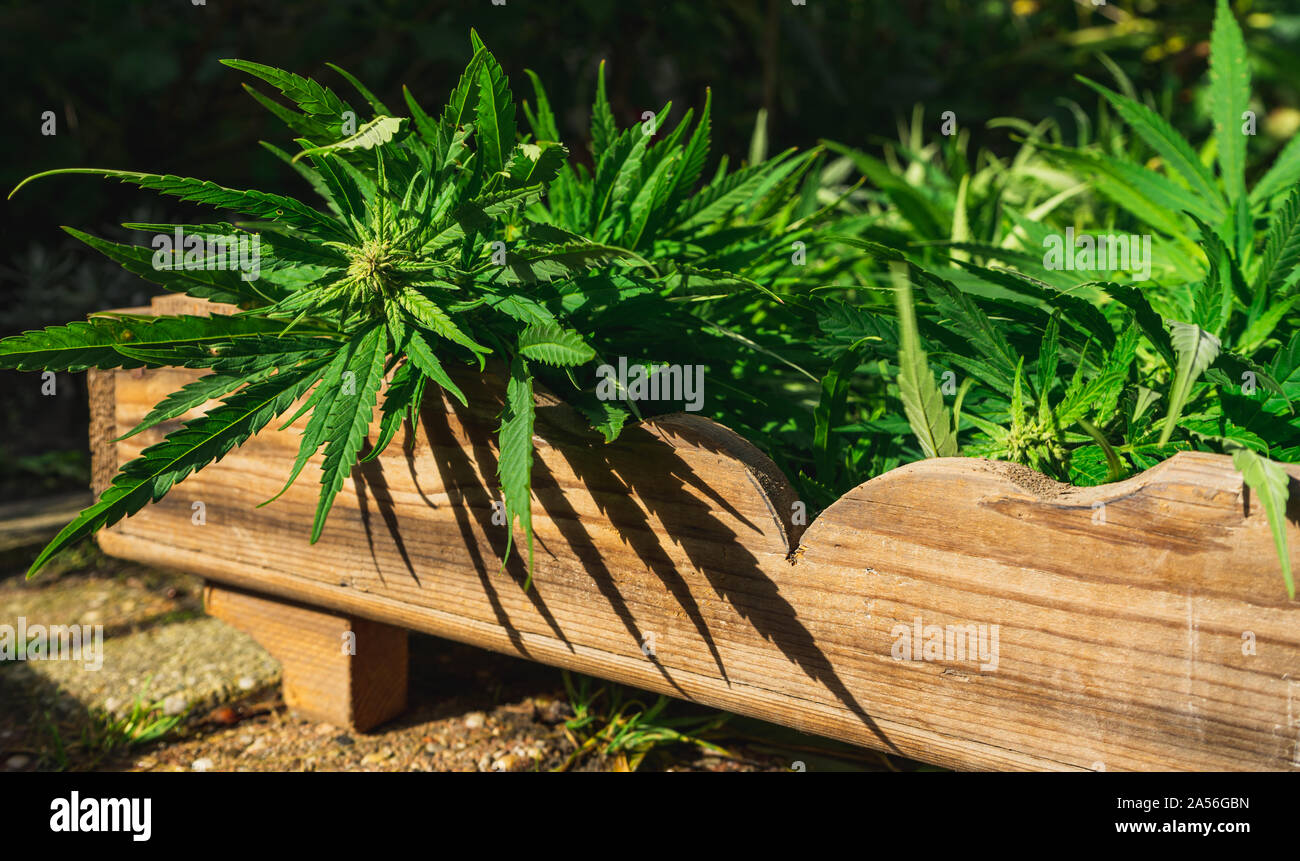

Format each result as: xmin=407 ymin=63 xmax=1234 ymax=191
xmin=414 ymin=399 xmax=571 ymax=660
xmin=534 ymin=448 xmax=700 ymax=697
xmin=604 ymin=419 xmax=900 ymax=755
xmin=355 ymin=444 xmax=420 ymax=587
xmin=352 ymin=368 xmax=898 ymax=754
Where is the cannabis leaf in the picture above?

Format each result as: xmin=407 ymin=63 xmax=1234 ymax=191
xmin=1160 ymin=322 xmax=1222 ymax=446
xmin=27 ymin=364 xmax=324 ymax=578
xmin=292 ymin=117 xmax=407 ymax=163
xmin=1232 ymin=448 xmax=1294 ymax=599
xmin=498 ymin=354 xmax=535 ymax=582
xmin=892 ymin=264 xmax=957 ymax=458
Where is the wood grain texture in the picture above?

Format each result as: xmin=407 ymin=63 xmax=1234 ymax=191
xmin=87 ymin=296 xmax=1300 ymax=770
xmin=205 ymin=583 xmax=408 ymax=731
xmin=87 ymin=368 xmax=116 ymax=497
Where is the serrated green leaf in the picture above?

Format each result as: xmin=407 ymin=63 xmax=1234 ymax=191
xmin=669 ymin=150 xmax=802 ymax=234
xmin=0 ymin=314 xmax=288 ymax=372
xmin=577 ymin=401 xmax=630 ymax=443
xmin=1231 ymin=447 xmax=1294 ymax=598
xmin=663 ymin=88 xmax=712 ymax=215
xmin=1210 ymin=0 xmax=1251 ymax=208
xmin=402 ymin=328 xmax=467 ymax=407
xmin=360 ymin=360 xmax=415 ymax=464
xmin=325 ymin=63 xmax=392 ymax=116
xmin=893 ymin=264 xmax=957 ymax=458
xmin=1254 ymin=183 xmax=1300 ymax=299
xmin=1078 ymin=76 xmax=1223 ymax=212
xmin=292 ymin=116 xmax=406 ymax=164
xmin=115 ymin=369 xmax=270 ymax=442
xmin=475 ymin=52 xmax=516 ymax=176
xmin=221 ymin=60 xmax=352 ymax=121
xmin=494 ymin=241 xmax=649 ymax=285
xmin=1252 ymin=133 xmax=1300 ymax=205
xmin=397 ymin=288 xmax=489 ymax=361
xmin=11 ymin=169 xmax=348 ymax=243
xmin=498 ymin=354 xmax=535 ymax=580
xmin=27 ymin=363 xmax=322 ymax=578
xmin=311 ymin=324 xmax=388 ymax=541
xmin=591 ymin=60 xmax=618 ymax=164
xmin=517 ymin=324 xmax=596 ymax=366
xmin=1093 ymin=280 xmax=1176 ymax=365
xmin=61 ymin=227 xmax=282 ymax=307
xmin=1160 ymin=321 xmax=1222 ymax=445
xmin=522 ymin=69 xmax=561 ymax=143
xmin=505 ymin=141 xmax=568 ymax=188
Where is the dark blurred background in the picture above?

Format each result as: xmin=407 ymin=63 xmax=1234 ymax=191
xmin=3 ymin=0 xmax=1299 ymax=500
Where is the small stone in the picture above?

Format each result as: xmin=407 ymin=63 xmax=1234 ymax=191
xmin=103 ymin=696 xmax=122 ymax=715
xmin=243 ymin=738 xmax=269 ymax=756
xmin=191 ymin=757 xmax=214 ymax=772
xmin=5 ymin=754 xmax=31 ymax=770
xmin=162 ymin=694 xmax=188 ymax=716
xmin=491 ymin=753 xmax=524 ymax=772
xmin=314 ymin=723 xmax=338 ymax=736
xmin=237 ymin=676 xmax=256 ymax=691
xmin=463 ymin=711 xmax=485 ymax=730
xmin=333 ymin=734 xmax=354 ymax=746
xmin=360 ymin=749 xmax=393 ymax=766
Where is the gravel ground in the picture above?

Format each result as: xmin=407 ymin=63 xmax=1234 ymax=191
xmin=1 ymin=538 xmax=916 ymax=773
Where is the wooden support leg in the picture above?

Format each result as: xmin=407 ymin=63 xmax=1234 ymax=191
xmin=204 ymin=583 xmax=408 ymax=732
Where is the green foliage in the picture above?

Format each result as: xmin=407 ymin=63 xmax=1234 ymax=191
xmin=1232 ymin=447 xmax=1294 ymax=599
xmin=812 ymin=0 xmax=1299 ymax=592
xmin=555 ymin=672 xmax=731 ymax=772
xmin=892 ymin=264 xmax=956 ymax=459
xmin=7 ymin=5 xmax=1298 ymax=598
xmin=6 ymin=31 xmax=805 ymax=581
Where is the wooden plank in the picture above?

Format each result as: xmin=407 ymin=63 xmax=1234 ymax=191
xmin=87 ymin=367 xmax=116 ymax=497
xmin=204 ymin=583 xmax=408 ymax=731
xmin=86 ymin=295 xmax=1300 ymax=770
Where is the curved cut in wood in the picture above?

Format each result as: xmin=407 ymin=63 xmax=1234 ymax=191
xmin=88 ymin=295 xmax=1300 ymax=771
xmin=797 ymin=454 xmax=1300 ymax=771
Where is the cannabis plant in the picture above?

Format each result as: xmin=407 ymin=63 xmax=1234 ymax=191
xmin=1 ymin=35 xmax=666 ymax=579
xmin=3 ymin=32 xmax=821 ymax=581
xmin=819 ymin=0 xmax=1299 ymax=596
xmin=514 ymin=60 xmax=842 ymax=485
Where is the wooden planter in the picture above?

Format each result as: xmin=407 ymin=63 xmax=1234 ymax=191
xmin=85 ymin=296 xmax=1300 ymax=771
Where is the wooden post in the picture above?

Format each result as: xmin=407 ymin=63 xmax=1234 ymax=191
xmin=204 ymin=583 xmax=408 ymax=732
